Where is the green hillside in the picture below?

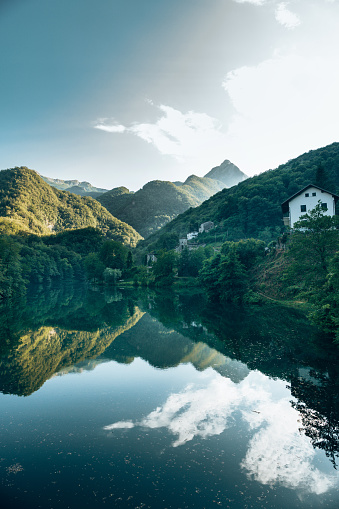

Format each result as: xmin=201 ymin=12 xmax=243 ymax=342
xmin=97 ymin=160 xmax=246 ymax=238
xmin=0 ymin=167 xmax=141 ymax=246
xmin=97 ymin=175 xmax=227 ymax=238
xmin=138 ymin=142 xmax=339 ymax=250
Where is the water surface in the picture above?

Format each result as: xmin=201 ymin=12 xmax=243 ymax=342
xmin=0 ymin=285 xmax=338 ymax=508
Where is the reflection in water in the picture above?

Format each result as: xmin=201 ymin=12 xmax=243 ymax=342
xmin=1 ymin=284 xmax=339 ymax=507
xmin=104 ymin=370 xmax=339 ymax=495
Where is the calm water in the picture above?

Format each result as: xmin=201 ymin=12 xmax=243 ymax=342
xmin=0 ymin=285 xmax=338 ymax=508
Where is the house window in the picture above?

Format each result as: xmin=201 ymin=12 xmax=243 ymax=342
xmin=321 ymin=202 xmax=328 ymax=210
xmin=305 ymin=193 xmax=309 ymax=197
xmin=312 ymin=192 xmax=316 ymax=196
xmin=300 ymin=205 xmax=306 ymax=212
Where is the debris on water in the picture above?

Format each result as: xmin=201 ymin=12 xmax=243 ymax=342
xmin=6 ymin=463 xmax=24 ymax=474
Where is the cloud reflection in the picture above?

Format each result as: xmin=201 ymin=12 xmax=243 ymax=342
xmin=104 ymin=370 xmax=339 ymax=494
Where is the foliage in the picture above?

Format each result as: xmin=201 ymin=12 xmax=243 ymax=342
xmin=177 ymin=247 xmax=207 ymax=277
xmin=310 ymin=253 xmax=339 ymax=341
xmin=84 ymin=253 xmax=105 ymax=282
xmin=152 ymin=250 xmax=178 ymax=286
xmin=218 ymin=250 xmax=248 ymax=304
xmin=199 ymin=248 xmax=249 ymax=304
xmin=0 ymin=167 xmax=141 ymax=245
xmin=103 ymin=267 xmax=122 ymax=285
xmin=0 ymin=235 xmax=26 ymax=301
xmin=97 ymin=176 xmax=226 ymax=238
xmin=99 ymin=240 xmax=128 ymax=270
xmin=221 ymin=238 xmax=266 ymax=269
xmin=285 ymin=203 xmax=339 ymax=293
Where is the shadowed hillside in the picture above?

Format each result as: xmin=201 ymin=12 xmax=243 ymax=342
xmin=97 ymin=160 xmax=247 ymax=237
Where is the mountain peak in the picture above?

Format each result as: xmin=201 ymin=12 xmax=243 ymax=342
xmin=204 ymin=160 xmax=247 ymax=187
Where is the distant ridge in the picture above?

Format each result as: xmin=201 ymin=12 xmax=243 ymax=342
xmin=40 ymin=175 xmax=108 ymax=197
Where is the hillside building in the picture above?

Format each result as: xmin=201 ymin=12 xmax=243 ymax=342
xmin=177 ymin=238 xmax=188 ymax=252
xmin=146 ymin=253 xmax=157 ymax=265
xmin=187 ymin=231 xmax=198 ymax=240
xmin=281 ymin=185 xmax=338 ymax=228
xmin=199 ymin=221 xmax=214 ymax=233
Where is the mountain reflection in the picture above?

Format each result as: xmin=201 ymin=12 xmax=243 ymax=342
xmin=0 ymin=284 xmax=338 ymax=471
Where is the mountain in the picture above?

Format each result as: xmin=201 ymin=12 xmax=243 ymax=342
xmin=97 ymin=162 xmax=247 ymax=238
xmin=41 ymin=175 xmax=108 ymax=197
xmin=204 ymin=159 xmax=247 ymax=187
xmin=137 ymin=142 xmax=339 ymax=250
xmin=0 ymin=167 xmax=142 ymax=245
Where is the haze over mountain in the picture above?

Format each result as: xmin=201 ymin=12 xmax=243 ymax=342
xmin=40 ymin=175 xmax=109 ymax=197
xmin=0 ymin=167 xmax=141 ymax=246
xmin=138 ymin=142 xmax=339 ymax=252
xmin=97 ymin=160 xmax=247 ymax=238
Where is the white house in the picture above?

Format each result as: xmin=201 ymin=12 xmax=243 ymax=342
xmin=281 ymin=184 xmax=338 ymax=228
xmin=187 ymin=231 xmax=198 ymax=240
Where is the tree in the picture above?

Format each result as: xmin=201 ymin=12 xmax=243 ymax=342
xmin=311 ymin=252 xmax=339 ymax=341
xmin=198 ymin=254 xmax=222 ymax=301
xmin=84 ymin=253 xmax=105 ymax=282
xmin=126 ymin=251 xmax=133 ymax=270
xmin=99 ymin=240 xmax=128 ymax=270
xmin=218 ymin=249 xmax=248 ymax=304
xmin=177 ymin=247 xmax=190 ymax=277
xmin=287 ymin=203 xmax=339 ymax=288
xmin=103 ymin=267 xmax=122 ymax=285
xmin=0 ymin=235 xmax=25 ymax=301
xmin=152 ymin=250 xmax=177 ymax=286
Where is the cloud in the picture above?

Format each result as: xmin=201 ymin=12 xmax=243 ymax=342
xmin=94 ymin=122 xmax=126 ymax=133
xmin=94 ymin=105 xmax=228 ymax=171
xmin=103 ymin=371 xmax=339 ymax=493
xmin=275 ymin=2 xmax=301 ymax=28
xmin=233 ymin=0 xmax=267 ymax=5
xmin=241 ymin=399 xmax=335 ymax=494
xmin=222 ymin=49 xmax=339 ymax=173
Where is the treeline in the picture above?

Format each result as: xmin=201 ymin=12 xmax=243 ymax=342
xmin=133 ymin=239 xmax=266 ymax=297
xmin=0 ymin=227 xmax=136 ymax=302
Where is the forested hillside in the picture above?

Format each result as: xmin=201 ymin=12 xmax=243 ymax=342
xmin=0 ymin=167 xmax=141 ymax=246
xmin=97 ymin=176 xmax=227 ymax=238
xmin=139 ymin=142 xmax=339 ymax=251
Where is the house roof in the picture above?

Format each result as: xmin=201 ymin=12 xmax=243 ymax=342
xmin=281 ymin=184 xmax=339 ymax=213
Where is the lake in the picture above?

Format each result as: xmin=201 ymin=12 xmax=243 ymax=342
xmin=0 ymin=284 xmax=338 ymax=508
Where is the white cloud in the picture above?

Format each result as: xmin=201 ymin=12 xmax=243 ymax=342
xmin=94 ymin=105 xmax=228 ymax=172
xmin=275 ymin=2 xmax=301 ymax=28
xmin=241 ymin=399 xmax=335 ymax=494
xmin=94 ymin=122 xmax=126 ymax=133
xmin=233 ymin=0 xmax=268 ymax=5
xmin=103 ymin=371 xmax=339 ymax=493
xmin=222 ymin=49 xmax=339 ymax=173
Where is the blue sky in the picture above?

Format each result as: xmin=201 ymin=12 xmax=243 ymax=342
xmin=1 ymin=0 xmax=339 ymax=190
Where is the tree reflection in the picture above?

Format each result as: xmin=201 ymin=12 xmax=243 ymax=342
xmin=290 ymin=369 xmax=339 ymax=468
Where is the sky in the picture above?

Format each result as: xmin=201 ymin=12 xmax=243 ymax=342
xmin=1 ymin=0 xmax=338 ymax=190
